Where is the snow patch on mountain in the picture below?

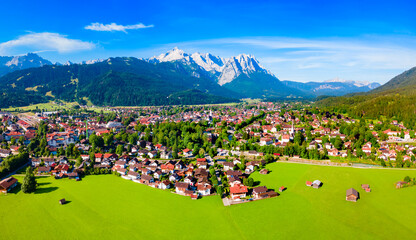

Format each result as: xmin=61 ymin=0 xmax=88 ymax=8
xmin=148 ymin=47 xmax=274 ymax=85
xmin=324 ymin=77 xmax=380 ymax=89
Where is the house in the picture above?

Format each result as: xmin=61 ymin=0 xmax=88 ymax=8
xmin=0 ymin=177 xmax=18 ymax=194
xmin=196 ymin=182 xmax=212 ymax=196
xmin=258 ymin=190 xmax=279 ymax=199
xmin=396 ymin=181 xmax=408 ymax=189
xmin=44 ymin=158 xmax=55 ymax=167
xmin=38 ymin=166 xmax=51 ymax=174
xmin=259 ymin=137 xmax=273 ymax=146
xmin=229 ymin=185 xmax=248 ymax=200
xmin=116 ymin=168 xmax=127 ymax=175
xmin=312 ymin=180 xmax=322 ymax=189
xmin=233 ymin=159 xmax=242 ymax=165
xmin=153 ymin=170 xmax=163 ymax=179
xmin=306 ymin=181 xmax=313 ymax=186
xmin=160 ymin=180 xmax=171 ymax=190
xmin=31 ymin=158 xmax=41 ymax=167
xmin=223 ymin=162 xmax=234 ymax=171
xmin=161 ymin=163 xmax=175 ymax=173
xmin=229 ymin=177 xmax=242 ymax=187
xmin=279 ymin=186 xmax=286 ymax=192
xmin=328 ymin=148 xmax=339 ymax=156
xmin=169 ymin=173 xmax=181 ymax=182
xmin=127 ymin=171 xmax=140 ymax=180
xmin=175 ymin=182 xmax=189 ymax=194
xmin=114 ymin=160 xmax=127 ymax=169
xmin=197 ymin=161 xmax=208 ymax=169
xmin=160 ymin=151 xmax=172 ymax=159
xmin=67 ymin=172 xmax=79 ymax=180
xmin=0 ymin=149 xmax=11 ymax=158
xmin=148 ymin=151 xmax=157 ymax=158
xmin=245 ymin=165 xmax=255 ymax=174
xmin=103 ymin=153 xmax=118 ymax=161
xmin=252 ymin=186 xmax=268 ymax=199
xmin=175 ymin=161 xmax=185 ymax=170
xmin=140 ymin=174 xmax=154 ymax=184
xmin=226 ymin=170 xmax=243 ymax=179
xmin=182 ymin=148 xmax=193 ymax=157
xmin=94 ymin=153 xmax=103 ymax=162
xmin=194 ymin=168 xmax=209 ymax=179
xmin=346 ymin=188 xmax=359 ymax=202
xmin=184 ymin=176 xmax=195 ymax=186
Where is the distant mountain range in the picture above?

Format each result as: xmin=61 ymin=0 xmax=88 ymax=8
xmin=0 ymin=49 xmax=382 ymax=107
xmin=317 ymin=66 xmax=416 ymax=127
xmin=283 ymin=77 xmax=380 ymax=97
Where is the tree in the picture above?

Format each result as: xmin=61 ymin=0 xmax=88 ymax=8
xmin=216 ymin=186 xmax=224 ymax=197
xmin=247 ymin=177 xmax=254 ymax=187
xmin=76 ymin=156 xmax=83 ymax=167
xmin=404 ymin=176 xmax=411 ymax=182
xmin=18 ymin=136 xmax=25 ymax=145
xmin=116 ymin=144 xmax=124 ymax=155
xmin=22 ymin=167 xmax=37 ymax=193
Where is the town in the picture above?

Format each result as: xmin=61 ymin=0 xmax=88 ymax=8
xmin=1 ymin=101 xmax=415 ymax=203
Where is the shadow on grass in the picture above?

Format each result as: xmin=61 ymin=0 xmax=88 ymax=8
xmin=35 ymin=176 xmax=50 ymax=180
xmin=253 ymin=181 xmax=261 ymax=187
xmin=35 ymin=186 xmax=58 ymax=194
xmin=38 ymin=182 xmax=51 ymax=186
xmin=7 ymin=183 xmax=21 ymax=194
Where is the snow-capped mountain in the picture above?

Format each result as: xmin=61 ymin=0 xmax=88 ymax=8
xmin=218 ymin=54 xmax=273 ymax=85
xmin=0 ymin=53 xmax=52 ymax=76
xmin=324 ymin=77 xmax=381 ymax=89
xmin=81 ymin=59 xmax=104 ymax=65
xmin=56 ymin=59 xmax=105 ymax=66
xmin=148 ymin=47 xmax=273 ymax=85
xmin=190 ymin=52 xmax=225 ymax=73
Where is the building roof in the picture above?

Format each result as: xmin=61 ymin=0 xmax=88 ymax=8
xmin=346 ymin=188 xmax=358 ymax=197
xmin=230 ymin=185 xmax=248 ymax=194
xmin=253 ymin=186 xmax=268 ymax=194
xmin=0 ymin=177 xmax=17 ymax=190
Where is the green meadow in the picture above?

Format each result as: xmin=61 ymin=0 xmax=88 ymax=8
xmin=1 ymin=162 xmax=416 ymax=240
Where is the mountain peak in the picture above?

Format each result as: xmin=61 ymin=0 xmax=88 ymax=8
xmin=150 ymin=47 xmax=190 ymax=63
xmin=148 ymin=49 xmax=274 ymax=86
xmin=0 ymin=53 xmax=52 ymax=76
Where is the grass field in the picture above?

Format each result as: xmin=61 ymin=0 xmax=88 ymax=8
xmin=1 ymin=162 xmax=416 ymax=240
xmin=3 ymin=101 xmax=80 ymax=112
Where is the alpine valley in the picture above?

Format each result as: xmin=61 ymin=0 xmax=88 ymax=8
xmin=0 ymin=49 xmax=380 ymax=108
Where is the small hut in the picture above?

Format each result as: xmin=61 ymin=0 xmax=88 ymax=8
xmin=312 ymin=180 xmax=322 ymax=189
xmin=396 ymin=181 xmax=408 ymax=189
xmin=259 ymin=169 xmax=269 ymax=175
xmin=59 ymin=198 xmax=66 ymax=205
xmin=346 ymin=188 xmax=359 ymax=202
xmin=279 ymin=186 xmax=286 ymax=192
xmin=361 ymin=184 xmax=371 ymax=192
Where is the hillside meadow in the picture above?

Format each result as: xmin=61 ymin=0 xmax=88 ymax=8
xmin=1 ymin=162 xmax=416 ymax=239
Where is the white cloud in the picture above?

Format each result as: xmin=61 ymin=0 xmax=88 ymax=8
xmin=85 ymin=22 xmax=154 ymax=33
xmin=0 ymin=32 xmax=95 ymax=54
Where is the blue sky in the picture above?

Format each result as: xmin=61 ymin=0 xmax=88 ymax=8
xmin=1 ymin=0 xmax=416 ymax=83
